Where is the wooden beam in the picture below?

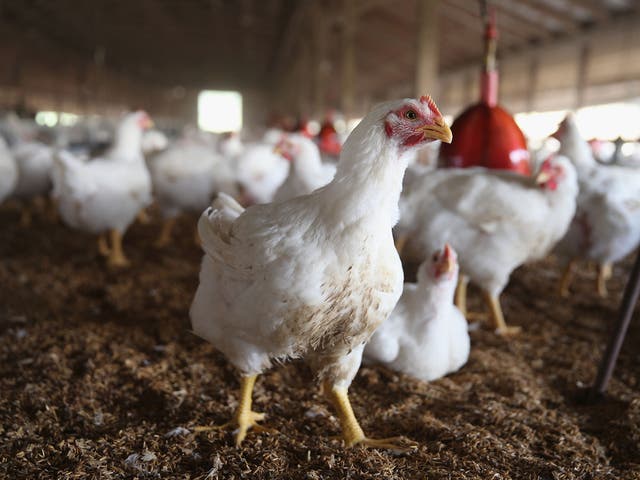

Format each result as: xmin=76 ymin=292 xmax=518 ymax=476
xmin=414 ymin=0 xmax=440 ymax=97
xmin=575 ymin=40 xmax=590 ymax=109
xmin=340 ymin=0 xmax=356 ymax=117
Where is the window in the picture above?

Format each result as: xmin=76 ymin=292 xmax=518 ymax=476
xmin=198 ymin=90 xmax=243 ymax=133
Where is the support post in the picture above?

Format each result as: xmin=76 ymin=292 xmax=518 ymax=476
xmin=341 ymin=0 xmax=356 ymax=119
xmin=414 ymin=0 xmax=440 ymax=98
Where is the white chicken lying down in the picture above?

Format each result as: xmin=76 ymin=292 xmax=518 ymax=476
xmin=553 ymin=114 xmax=640 ymax=297
xmin=273 ymin=134 xmax=336 ymax=202
xmin=364 ymin=244 xmax=469 ymax=381
xmin=52 ymin=111 xmax=153 ymax=267
xmin=149 ymin=141 xmax=236 ymax=247
xmin=190 ymin=96 xmax=452 ymax=449
xmin=0 ymin=137 xmax=17 ymax=204
xmin=235 ymin=143 xmax=289 ymax=205
xmin=397 ymin=155 xmax=578 ymax=335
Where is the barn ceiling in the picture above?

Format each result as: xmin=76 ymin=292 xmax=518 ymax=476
xmin=1 ymin=0 xmax=639 ymax=101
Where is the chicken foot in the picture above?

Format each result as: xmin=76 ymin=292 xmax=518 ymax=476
xmin=194 ymin=374 xmax=272 ymax=446
xmin=597 ymin=263 xmax=612 ymax=297
xmin=155 ymin=217 xmax=177 ymax=248
xmin=107 ymin=229 xmax=130 ymax=268
xmin=482 ymin=291 xmax=521 ymax=336
xmin=558 ymin=259 xmax=577 ymax=297
xmin=324 ymin=381 xmax=417 ymax=452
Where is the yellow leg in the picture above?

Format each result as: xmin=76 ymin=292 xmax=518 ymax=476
xmin=194 ymin=374 xmax=269 ymax=446
xmin=482 ymin=291 xmax=521 ymax=336
xmin=558 ymin=259 xmax=576 ymax=297
xmin=394 ymin=233 xmax=408 ymax=256
xmin=155 ymin=217 xmax=177 ymax=248
xmin=324 ymin=381 xmax=416 ymax=451
xmin=597 ymin=263 xmax=612 ymax=298
xmin=455 ymin=274 xmax=469 ymax=317
xmin=107 ymin=229 xmax=130 ymax=268
xmin=97 ymin=233 xmax=111 ymax=257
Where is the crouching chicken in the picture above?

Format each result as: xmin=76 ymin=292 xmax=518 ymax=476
xmin=190 ymin=96 xmax=452 ymax=449
xmin=364 ymin=244 xmax=469 ymax=381
xmin=396 ymin=156 xmax=578 ymax=335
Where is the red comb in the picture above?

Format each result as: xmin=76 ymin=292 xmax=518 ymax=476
xmin=420 ymin=95 xmax=442 ymax=117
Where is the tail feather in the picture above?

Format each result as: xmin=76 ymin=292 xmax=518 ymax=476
xmin=198 ymin=193 xmax=245 ymax=263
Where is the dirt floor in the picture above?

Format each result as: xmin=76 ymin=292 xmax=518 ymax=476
xmin=0 ymin=203 xmax=639 ymax=480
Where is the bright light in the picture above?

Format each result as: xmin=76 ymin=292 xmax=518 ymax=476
xmin=515 ymin=101 xmax=640 ymax=144
xmin=515 ymin=110 xmax=568 ymax=143
xmin=574 ymin=103 xmax=640 ymax=140
xmin=198 ymin=90 xmax=242 ymax=133
xmin=35 ymin=111 xmax=59 ymax=127
xmin=59 ymin=113 xmax=79 ymax=126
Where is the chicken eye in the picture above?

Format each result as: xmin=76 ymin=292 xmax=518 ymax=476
xmin=405 ymin=110 xmax=418 ymax=120
xmin=431 ymin=253 xmax=439 ymax=262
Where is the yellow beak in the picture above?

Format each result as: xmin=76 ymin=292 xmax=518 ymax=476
xmin=535 ymin=170 xmax=552 ymax=184
xmin=418 ymin=117 xmax=453 ymax=143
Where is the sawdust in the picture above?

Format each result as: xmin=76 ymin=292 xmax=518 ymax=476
xmin=0 ymin=202 xmax=638 ymax=479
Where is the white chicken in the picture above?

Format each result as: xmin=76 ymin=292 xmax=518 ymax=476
xmin=364 ymin=244 xmax=469 ymax=381
xmin=553 ymin=114 xmax=640 ymax=297
xmin=0 ymin=137 xmax=18 ymax=204
xmin=397 ymin=155 xmax=578 ymax=335
xmin=235 ymin=143 xmax=289 ymax=204
xmin=52 ymin=111 xmax=153 ymax=267
xmin=273 ymin=134 xmax=336 ymax=202
xmin=190 ymin=96 xmax=452 ymax=449
xmin=149 ymin=140 xmax=236 ymax=247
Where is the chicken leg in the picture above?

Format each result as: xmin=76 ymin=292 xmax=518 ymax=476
xmin=97 ymin=233 xmax=111 ymax=257
xmin=394 ymin=234 xmax=408 ymax=256
xmin=455 ymin=274 xmax=470 ymax=317
xmin=194 ymin=374 xmax=269 ymax=446
xmin=558 ymin=259 xmax=576 ymax=297
xmin=136 ymin=208 xmax=151 ymax=225
xmin=155 ymin=217 xmax=177 ymax=248
xmin=597 ymin=263 xmax=612 ymax=297
xmin=482 ymin=291 xmax=521 ymax=336
xmin=324 ymin=381 xmax=416 ymax=452
xmin=107 ymin=229 xmax=130 ymax=268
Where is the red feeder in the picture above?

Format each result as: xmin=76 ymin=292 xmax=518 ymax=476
xmin=440 ymin=7 xmax=531 ymax=175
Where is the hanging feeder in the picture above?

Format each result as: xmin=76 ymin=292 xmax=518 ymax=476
xmin=439 ymin=5 xmax=531 ymax=175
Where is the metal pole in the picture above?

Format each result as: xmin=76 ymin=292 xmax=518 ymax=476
xmin=590 ymin=250 xmax=640 ymax=399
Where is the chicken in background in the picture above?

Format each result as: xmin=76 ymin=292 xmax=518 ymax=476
xmin=234 ymin=142 xmax=289 ymax=205
xmin=364 ymin=244 xmax=469 ymax=382
xmin=190 ymin=96 xmax=452 ymax=449
xmin=397 ymin=155 xmax=578 ymax=335
xmin=1 ymin=114 xmax=57 ymax=226
xmin=149 ymin=137 xmax=236 ymax=248
xmin=52 ymin=111 xmax=153 ymax=267
xmin=272 ymin=134 xmax=336 ymax=202
xmin=553 ymin=114 xmax=640 ymax=297
xmin=0 ymin=137 xmax=18 ymax=205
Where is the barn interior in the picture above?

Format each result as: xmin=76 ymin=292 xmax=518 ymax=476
xmin=1 ymin=1 xmax=640 ymax=478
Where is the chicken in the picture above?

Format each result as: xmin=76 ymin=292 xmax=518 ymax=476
xmin=52 ymin=111 xmax=153 ymax=267
xmin=553 ymin=114 xmax=640 ymax=297
xmin=0 ymin=137 xmax=18 ymax=204
xmin=235 ymin=143 xmax=289 ymax=204
xmin=190 ymin=95 xmax=452 ymax=449
xmin=273 ymin=134 xmax=336 ymax=202
xmin=150 ymin=139 xmax=236 ymax=247
xmin=397 ymin=155 xmax=578 ymax=335
xmin=364 ymin=244 xmax=469 ymax=381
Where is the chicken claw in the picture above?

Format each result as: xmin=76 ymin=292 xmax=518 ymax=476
xmin=97 ymin=233 xmax=111 ymax=257
xmin=482 ymin=291 xmax=521 ymax=336
xmin=195 ymin=374 xmax=273 ymax=446
xmin=324 ymin=382 xmax=417 ymax=452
